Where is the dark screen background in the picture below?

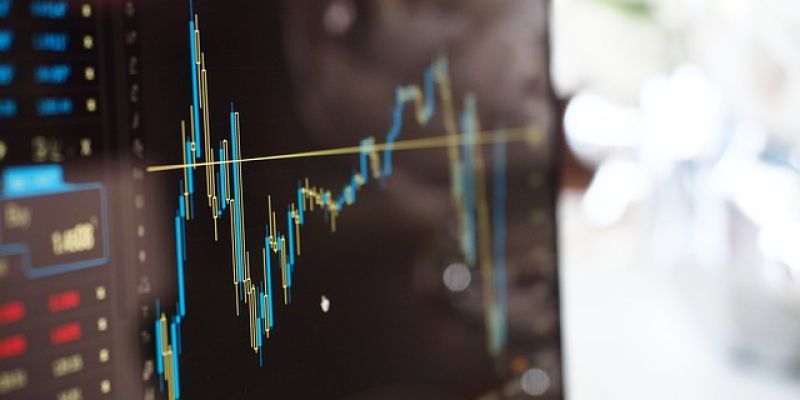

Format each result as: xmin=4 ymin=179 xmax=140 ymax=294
xmin=136 ymin=1 xmax=561 ymax=399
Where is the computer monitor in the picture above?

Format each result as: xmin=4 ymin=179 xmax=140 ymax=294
xmin=0 ymin=1 xmax=561 ymax=398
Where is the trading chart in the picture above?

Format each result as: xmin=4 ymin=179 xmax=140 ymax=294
xmin=0 ymin=1 xmax=560 ymax=399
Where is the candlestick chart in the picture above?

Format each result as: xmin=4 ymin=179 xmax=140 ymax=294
xmin=147 ymin=6 xmax=545 ymax=400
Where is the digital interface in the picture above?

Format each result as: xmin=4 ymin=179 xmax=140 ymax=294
xmin=0 ymin=1 xmax=560 ymax=399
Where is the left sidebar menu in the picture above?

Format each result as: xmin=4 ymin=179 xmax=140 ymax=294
xmin=0 ymin=1 xmax=142 ymax=399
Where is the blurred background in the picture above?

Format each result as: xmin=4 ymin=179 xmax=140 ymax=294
xmin=551 ymin=0 xmax=800 ymax=399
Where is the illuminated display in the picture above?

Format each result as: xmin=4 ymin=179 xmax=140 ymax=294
xmin=0 ymin=64 xmax=13 ymax=86
xmin=0 ymin=30 xmax=13 ymax=52
xmin=0 ymin=1 xmax=139 ymax=398
xmin=0 ymin=98 xmax=15 ymax=118
xmin=0 ymin=1 xmax=559 ymax=398
xmin=34 ymin=64 xmax=71 ymax=85
xmin=29 ymin=0 xmax=68 ymax=20
xmin=32 ymin=32 xmax=69 ymax=52
xmin=0 ymin=0 xmax=11 ymax=19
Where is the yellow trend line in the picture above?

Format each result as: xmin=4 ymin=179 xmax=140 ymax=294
xmin=145 ymin=125 xmax=543 ymax=173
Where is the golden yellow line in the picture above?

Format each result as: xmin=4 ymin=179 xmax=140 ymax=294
xmin=146 ymin=125 xmax=542 ymax=173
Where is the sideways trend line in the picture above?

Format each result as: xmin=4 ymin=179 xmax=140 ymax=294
xmin=145 ymin=125 xmax=543 ymax=173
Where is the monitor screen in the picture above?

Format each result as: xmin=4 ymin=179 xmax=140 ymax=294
xmin=0 ymin=1 xmax=561 ymax=398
